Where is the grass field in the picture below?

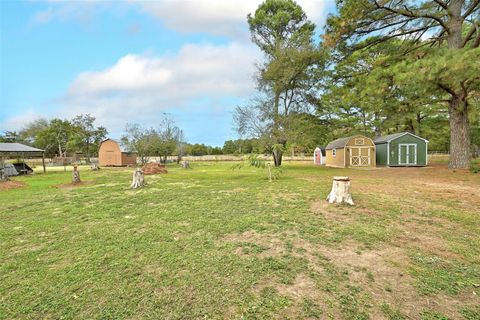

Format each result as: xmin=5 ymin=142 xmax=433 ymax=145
xmin=1 ymin=162 xmax=479 ymax=319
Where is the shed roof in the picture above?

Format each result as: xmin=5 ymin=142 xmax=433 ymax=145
xmin=374 ymin=132 xmax=429 ymax=144
xmin=326 ymin=136 xmax=355 ymax=150
xmin=0 ymin=143 xmax=44 ymax=153
xmin=100 ymin=138 xmax=136 ymax=153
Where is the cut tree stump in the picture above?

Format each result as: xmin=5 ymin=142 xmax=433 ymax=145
xmin=326 ymin=176 xmax=354 ymax=205
xmin=91 ymin=163 xmax=99 ymax=171
xmin=181 ymin=161 xmax=191 ymax=169
xmin=72 ymin=165 xmax=81 ymax=184
xmin=130 ymin=168 xmax=145 ymax=189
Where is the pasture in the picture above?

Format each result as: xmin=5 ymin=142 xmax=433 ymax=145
xmin=1 ymin=162 xmax=479 ymax=319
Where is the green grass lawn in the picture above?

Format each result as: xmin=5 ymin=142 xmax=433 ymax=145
xmin=1 ymin=162 xmax=479 ymax=319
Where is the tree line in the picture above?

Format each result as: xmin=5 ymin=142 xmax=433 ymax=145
xmin=1 ymin=115 xmax=297 ymax=160
xmin=0 ymin=115 xmax=107 ymax=161
xmin=237 ymin=0 xmax=480 ymax=168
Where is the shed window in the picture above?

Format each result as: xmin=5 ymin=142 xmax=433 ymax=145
xmin=355 ymin=138 xmax=364 ymax=145
xmin=332 ymin=149 xmax=336 ymax=157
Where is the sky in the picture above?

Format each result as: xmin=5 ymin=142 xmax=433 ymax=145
xmin=0 ymin=0 xmax=335 ymax=146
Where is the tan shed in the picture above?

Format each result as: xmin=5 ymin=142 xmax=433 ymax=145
xmin=325 ymin=135 xmax=376 ymax=168
xmin=98 ymin=139 xmax=137 ymax=167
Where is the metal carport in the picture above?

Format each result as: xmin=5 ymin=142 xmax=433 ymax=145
xmin=0 ymin=143 xmax=46 ymax=174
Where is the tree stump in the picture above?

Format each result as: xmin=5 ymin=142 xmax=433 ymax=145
xmin=72 ymin=165 xmax=81 ymax=184
xmin=326 ymin=176 xmax=354 ymax=205
xmin=0 ymin=169 xmax=9 ymax=182
xmin=181 ymin=160 xmax=191 ymax=169
xmin=130 ymin=168 xmax=145 ymax=189
xmin=91 ymin=163 xmax=99 ymax=171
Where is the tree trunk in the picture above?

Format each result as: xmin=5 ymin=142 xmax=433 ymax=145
xmin=326 ymin=176 xmax=354 ymax=205
xmin=72 ymin=165 xmax=81 ymax=184
xmin=273 ymin=149 xmax=282 ymax=167
xmin=0 ymin=170 xmax=9 ymax=182
xmin=416 ymin=113 xmax=423 ymax=135
xmin=448 ymin=97 xmax=471 ymax=168
xmin=444 ymin=0 xmax=470 ymax=169
xmin=0 ymin=158 xmax=9 ymax=182
xmin=130 ymin=168 xmax=145 ymax=188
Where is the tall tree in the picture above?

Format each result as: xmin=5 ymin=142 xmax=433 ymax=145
xmin=19 ymin=118 xmax=49 ymax=145
xmin=35 ymin=119 xmax=75 ymax=157
xmin=246 ymin=0 xmax=317 ymax=166
xmin=325 ymin=0 xmax=480 ymax=168
xmin=121 ymin=116 xmax=183 ymax=164
xmin=70 ymin=114 xmax=107 ymax=162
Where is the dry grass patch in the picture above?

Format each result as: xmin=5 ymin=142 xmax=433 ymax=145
xmin=0 ymin=180 xmax=26 ymax=190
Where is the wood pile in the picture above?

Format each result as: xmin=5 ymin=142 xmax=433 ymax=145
xmin=142 ymin=163 xmax=168 ymax=175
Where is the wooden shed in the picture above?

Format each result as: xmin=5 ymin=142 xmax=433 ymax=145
xmin=374 ymin=132 xmax=428 ymax=166
xmin=313 ymin=147 xmax=326 ymax=165
xmin=325 ymin=135 xmax=376 ymax=168
xmin=98 ymin=139 xmax=137 ymax=167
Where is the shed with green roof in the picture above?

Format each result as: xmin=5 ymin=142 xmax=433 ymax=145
xmin=374 ymin=132 xmax=428 ymax=167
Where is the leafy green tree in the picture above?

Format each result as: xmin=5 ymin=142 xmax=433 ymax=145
xmin=70 ymin=114 xmax=107 ymax=161
xmin=122 ymin=116 xmax=183 ymax=164
xmin=325 ymin=0 xmax=480 ymax=168
xmin=19 ymin=118 xmax=49 ymax=145
xmin=210 ymin=147 xmax=223 ymax=155
xmin=35 ymin=119 xmax=75 ymax=157
xmin=318 ymin=39 xmax=450 ymax=147
xmin=245 ymin=0 xmax=318 ymax=166
xmin=154 ymin=116 xmax=183 ymax=163
xmin=222 ymin=140 xmax=237 ymax=154
xmin=0 ymin=131 xmax=21 ymax=143
xmin=121 ymin=124 xmax=155 ymax=165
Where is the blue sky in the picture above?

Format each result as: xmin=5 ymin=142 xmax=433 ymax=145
xmin=0 ymin=0 xmax=334 ymax=146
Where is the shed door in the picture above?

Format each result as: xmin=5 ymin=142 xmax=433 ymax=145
xmin=314 ymin=150 xmax=321 ymax=164
xmin=106 ymin=151 xmax=115 ymax=165
xmin=399 ymin=144 xmax=417 ymax=165
xmin=350 ymin=147 xmax=370 ymax=166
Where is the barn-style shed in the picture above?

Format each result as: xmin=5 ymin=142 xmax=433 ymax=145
xmin=374 ymin=132 xmax=428 ymax=166
xmin=325 ymin=135 xmax=376 ymax=168
xmin=98 ymin=139 xmax=137 ymax=167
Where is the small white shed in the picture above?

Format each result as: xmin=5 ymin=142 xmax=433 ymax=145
xmin=313 ymin=147 xmax=326 ymax=165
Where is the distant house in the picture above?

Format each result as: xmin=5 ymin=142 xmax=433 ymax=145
xmin=374 ymin=132 xmax=428 ymax=166
xmin=98 ymin=139 xmax=137 ymax=167
xmin=313 ymin=147 xmax=326 ymax=165
xmin=325 ymin=135 xmax=376 ymax=168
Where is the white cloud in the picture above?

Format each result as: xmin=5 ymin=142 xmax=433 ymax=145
xmin=31 ymin=0 xmax=333 ymax=38
xmin=134 ymin=0 xmax=332 ymax=38
xmin=53 ymin=42 xmax=260 ymax=135
xmin=68 ymin=42 xmax=258 ymax=99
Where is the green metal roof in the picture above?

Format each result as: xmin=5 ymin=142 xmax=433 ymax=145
xmin=374 ymin=132 xmax=429 ymax=144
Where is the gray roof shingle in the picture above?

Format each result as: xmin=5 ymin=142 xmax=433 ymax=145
xmin=326 ymin=136 xmax=354 ymax=150
xmin=0 ymin=143 xmax=44 ymax=153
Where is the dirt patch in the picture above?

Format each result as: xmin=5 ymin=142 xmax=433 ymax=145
xmin=223 ymin=230 xmax=285 ymax=258
xmin=0 ymin=180 xmax=26 ymax=190
xmin=310 ymin=200 xmax=355 ymax=222
xmin=316 ymin=242 xmax=478 ymax=319
xmin=55 ymin=181 xmax=95 ymax=190
xmin=395 ymin=216 xmax=464 ymax=260
xmin=222 ymin=230 xmax=478 ymax=319
xmin=142 ymin=163 xmax=168 ymax=175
